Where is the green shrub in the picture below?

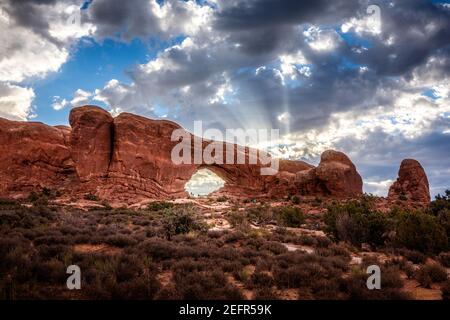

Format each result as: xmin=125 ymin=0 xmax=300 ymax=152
xmin=417 ymin=263 xmax=448 ymax=284
xmin=276 ymin=207 xmax=305 ymax=227
xmin=246 ymin=205 xmax=273 ymax=225
xmin=162 ymin=206 xmax=204 ymax=240
xmin=324 ymin=200 xmax=392 ymax=247
xmin=84 ymin=193 xmax=99 ymax=201
xmin=394 ymin=210 xmax=448 ymax=254
xmin=148 ymin=201 xmax=174 ymax=211
xmin=216 ymin=196 xmax=228 ymax=202
xmin=290 ymin=195 xmax=300 ymax=205
xmin=429 ymin=190 xmax=450 ymax=215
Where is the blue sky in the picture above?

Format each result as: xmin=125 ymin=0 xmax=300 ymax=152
xmin=30 ymin=36 xmax=186 ymax=125
xmin=0 ymin=0 xmax=449 ymax=197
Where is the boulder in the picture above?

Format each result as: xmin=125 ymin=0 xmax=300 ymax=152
xmin=295 ymin=150 xmax=363 ymax=197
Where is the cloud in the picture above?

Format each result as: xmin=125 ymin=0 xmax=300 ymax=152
xmin=364 ymin=179 xmax=395 ymax=197
xmin=0 ymin=82 xmax=35 ymax=121
xmin=2 ymin=0 xmax=449 ymax=195
xmin=185 ymin=168 xmax=225 ymax=196
xmin=52 ymin=96 xmax=68 ymax=111
xmin=71 ymin=89 xmax=92 ymax=107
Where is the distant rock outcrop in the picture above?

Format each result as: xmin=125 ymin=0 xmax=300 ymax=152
xmin=388 ymin=159 xmax=430 ymax=205
xmin=0 ymin=106 xmax=367 ymax=202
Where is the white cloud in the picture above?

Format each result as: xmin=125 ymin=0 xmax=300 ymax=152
xmin=303 ymin=26 xmax=340 ymax=52
xmin=279 ymin=51 xmax=310 ymax=79
xmin=185 ymin=168 xmax=225 ymax=196
xmin=364 ymin=179 xmax=394 ymax=196
xmin=0 ymin=82 xmax=35 ymax=121
xmin=52 ymin=97 xmax=68 ymax=111
xmin=0 ymin=21 xmax=69 ymax=83
xmin=71 ymin=89 xmax=92 ymax=107
xmin=341 ymin=6 xmax=382 ymax=35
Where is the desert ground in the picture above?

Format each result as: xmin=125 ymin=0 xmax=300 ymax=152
xmin=1 ymin=190 xmax=449 ymax=300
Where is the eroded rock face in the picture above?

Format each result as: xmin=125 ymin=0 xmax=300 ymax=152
xmin=0 ymin=118 xmax=75 ymax=194
xmin=0 ymin=106 xmax=367 ymax=202
xmin=103 ymin=112 xmax=197 ymax=200
xmin=69 ymin=106 xmax=113 ymax=182
xmin=388 ymin=159 xmax=430 ymax=205
xmin=295 ymin=150 xmax=363 ymax=198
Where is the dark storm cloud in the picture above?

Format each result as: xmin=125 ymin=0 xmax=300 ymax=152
xmin=2 ymin=0 xmax=60 ymax=43
xmin=215 ymin=0 xmax=450 ymax=75
xmin=87 ymin=0 xmax=161 ymax=40
xmin=214 ymin=0 xmax=357 ymax=31
xmin=352 ymin=0 xmax=450 ymax=76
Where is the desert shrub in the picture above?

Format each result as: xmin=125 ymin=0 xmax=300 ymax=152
xmin=155 ymin=286 xmax=181 ymax=300
xmin=343 ymin=266 xmax=409 ymax=299
xmin=27 ymin=191 xmax=49 ymax=206
xmin=37 ymin=244 xmax=71 ymax=261
xmin=249 ymin=272 xmax=274 ymax=289
xmin=222 ymin=260 xmax=242 ymax=273
xmin=273 ymin=264 xmax=319 ymax=289
xmin=310 ymin=277 xmax=342 ymax=300
xmin=441 ymin=279 xmax=450 ymax=300
xmin=105 ymin=234 xmax=137 ymax=247
xmin=436 ymin=209 xmax=450 ymax=244
xmin=216 ymin=196 xmax=228 ymax=202
xmin=254 ymin=287 xmax=278 ymax=300
xmin=246 ymin=205 xmax=273 ymax=225
xmin=226 ymin=211 xmax=248 ymax=228
xmin=112 ymin=276 xmax=160 ymax=299
xmin=403 ymin=261 xmax=416 ymax=279
xmin=415 ymin=268 xmax=433 ymax=288
xmin=33 ymin=259 xmax=66 ymax=283
xmin=290 ymin=195 xmax=300 ymax=205
xmin=276 ymin=207 xmax=305 ymax=228
xmin=0 ymin=198 xmax=18 ymax=206
xmin=162 ymin=206 xmax=205 ymax=240
xmin=84 ymin=193 xmax=99 ymax=201
xmin=272 ymin=253 xmax=344 ymax=290
xmin=172 ymin=269 xmax=243 ymax=299
xmin=261 ymin=241 xmax=288 ymax=255
xmin=115 ymin=255 xmax=145 ymax=282
xmin=394 ymin=210 xmax=448 ymax=254
xmin=438 ymin=252 xmax=450 ymax=268
xmin=416 ymin=263 xmax=448 ymax=286
xmin=397 ymin=249 xmax=427 ymax=264
xmin=324 ymin=200 xmax=392 ymax=247
xmin=429 ymin=190 xmax=450 ymax=215
xmin=140 ymin=239 xmax=176 ymax=261
xmin=148 ymin=201 xmax=173 ymax=211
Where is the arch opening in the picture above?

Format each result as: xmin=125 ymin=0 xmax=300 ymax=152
xmin=185 ymin=168 xmax=225 ymax=197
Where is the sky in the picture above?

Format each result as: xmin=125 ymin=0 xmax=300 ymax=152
xmin=0 ymin=0 xmax=449 ymax=197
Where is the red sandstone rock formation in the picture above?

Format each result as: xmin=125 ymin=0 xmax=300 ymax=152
xmin=0 ymin=118 xmax=75 ymax=194
xmin=295 ymin=150 xmax=363 ymax=198
xmin=0 ymin=105 xmax=367 ymax=202
xmin=388 ymin=159 xmax=430 ymax=205
xmin=69 ymin=106 xmax=113 ymax=182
